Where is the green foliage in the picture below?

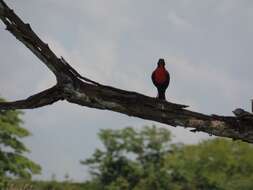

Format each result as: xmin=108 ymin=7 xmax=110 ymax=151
xmin=81 ymin=125 xmax=173 ymax=189
xmin=0 ymin=98 xmax=41 ymax=188
xmin=166 ymin=138 xmax=253 ymax=190
xmin=0 ymin=119 xmax=253 ymax=190
xmin=5 ymin=125 xmax=253 ymax=190
xmin=6 ymin=179 xmax=86 ymax=190
xmin=82 ymin=125 xmax=253 ymax=190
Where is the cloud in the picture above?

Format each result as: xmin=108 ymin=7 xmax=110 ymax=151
xmin=1 ymin=0 xmax=253 ymax=181
xmin=167 ymin=11 xmax=192 ymax=29
xmin=165 ymin=55 xmax=252 ymax=114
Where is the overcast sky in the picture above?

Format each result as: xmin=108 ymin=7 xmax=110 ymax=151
xmin=0 ymin=0 xmax=252 ymax=181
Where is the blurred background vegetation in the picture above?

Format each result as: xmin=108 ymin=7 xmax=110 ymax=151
xmin=0 ymin=98 xmax=41 ymax=189
xmin=1 ymin=98 xmax=253 ymax=190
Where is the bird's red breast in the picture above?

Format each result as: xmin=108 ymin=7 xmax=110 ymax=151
xmin=153 ymin=67 xmax=168 ymax=84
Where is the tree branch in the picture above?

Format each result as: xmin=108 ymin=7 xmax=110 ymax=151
xmin=1 ymin=0 xmax=253 ymax=143
xmin=0 ymin=0 xmax=100 ymax=85
xmin=0 ymin=86 xmax=63 ymax=110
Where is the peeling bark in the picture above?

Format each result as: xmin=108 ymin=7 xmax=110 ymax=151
xmin=0 ymin=0 xmax=253 ymax=143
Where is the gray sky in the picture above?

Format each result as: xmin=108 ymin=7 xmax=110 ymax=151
xmin=0 ymin=0 xmax=252 ymax=181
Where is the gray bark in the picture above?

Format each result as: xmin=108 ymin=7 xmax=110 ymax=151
xmin=1 ymin=0 xmax=253 ymax=143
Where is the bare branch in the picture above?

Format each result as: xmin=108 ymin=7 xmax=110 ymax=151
xmin=63 ymin=81 xmax=253 ymax=143
xmin=0 ymin=86 xmax=63 ymax=110
xmin=0 ymin=0 xmax=60 ymax=77
xmin=0 ymin=0 xmax=99 ymax=86
xmin=1 ymin=0 xmax=253 ymax=143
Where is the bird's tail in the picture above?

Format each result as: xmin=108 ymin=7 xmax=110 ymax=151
xmin=158 ymin=90 xmax=166 ymax=100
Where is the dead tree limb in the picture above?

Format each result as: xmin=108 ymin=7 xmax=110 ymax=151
xmin=0 ymin=85 xmax=63 ymax=109
xmin=1 ymin=0 xmax=253 ymax=143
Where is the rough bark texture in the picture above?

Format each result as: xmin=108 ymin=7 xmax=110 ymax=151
xmin=0 ymin=0 xmax=253 ymax=143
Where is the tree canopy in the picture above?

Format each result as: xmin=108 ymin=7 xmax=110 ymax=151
xmin=0 ymin=98 xmax=41 ymax=188
xmin=81 ymin=126 xmax=253 ymax=190
xmin=4 ymin=125 xmax=253 ymax=189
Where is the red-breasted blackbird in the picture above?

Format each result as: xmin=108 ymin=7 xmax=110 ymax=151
xmin=151 ymin=58 xmax=170 ymax=100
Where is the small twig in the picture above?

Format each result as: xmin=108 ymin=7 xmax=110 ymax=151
xmin=60 ymin=57 xmax=101 ymax=86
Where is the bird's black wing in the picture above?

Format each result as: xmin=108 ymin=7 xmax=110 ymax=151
xmin=151 ymin=71 xmax=158 ymax=87
xmin=164 ymin=71 xmax=170 ymax=87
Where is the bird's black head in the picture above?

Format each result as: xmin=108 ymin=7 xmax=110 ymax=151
xmin=157 ymin=58 xmax=165 ymax=67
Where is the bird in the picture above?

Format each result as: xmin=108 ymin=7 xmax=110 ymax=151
xmin=151 ymin=58 xmax=170 ymax=100
xmin=233 ymin=108 xmax=253 ymax=119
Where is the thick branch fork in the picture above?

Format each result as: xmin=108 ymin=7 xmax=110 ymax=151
xmin=1 ymin=0 xmax=253 ymax=143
